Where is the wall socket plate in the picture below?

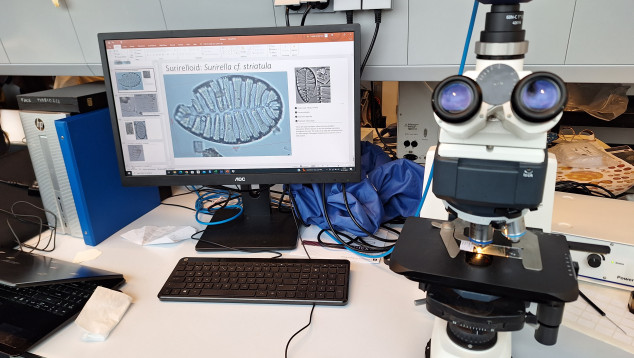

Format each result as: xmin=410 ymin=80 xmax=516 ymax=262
xmin=289 ymin=1 xmax=335 ymax=13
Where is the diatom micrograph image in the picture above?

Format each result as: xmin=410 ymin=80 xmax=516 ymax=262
xmin=295 ymin=66 xmax=331 ymax=104
xmin=120 ymin=94 xmax=159 ymax=117
xmin=134 ymin=121 xmax=147 ymax=140
xmin=116 ymin=71 xmax=144 ymax=91
xmin=164 ymin=72 xmax=292 ymax=158
xmin=128 ymin=145 xmax=145 ymax=162
xmin=125 ymin=122 xmax=134 ymax=135
xmin=172 ymin=75 xmax=283 ymax=144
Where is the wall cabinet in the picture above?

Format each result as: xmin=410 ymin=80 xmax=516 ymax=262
xmin=0 ymin=0 xmax=631 ymax=82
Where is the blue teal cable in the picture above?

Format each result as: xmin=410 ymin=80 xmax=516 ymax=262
xmin=459 ymin=1 xmax=480 ymax=76
xmin=415 ymin=1 xmax=479 ymax=217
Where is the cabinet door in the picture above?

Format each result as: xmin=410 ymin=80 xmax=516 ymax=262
xmin=67 ymin=0 xmax=167 ymax=65
xmin=161 ymin=0 xmax=276 ymax=30
xmin=0 ymin=43 xmax=9 ymax=64
xmin=0 ymin=0 xmax=84 ymax=64
xmin=408 ymin=0 xmax=574 ymax=66
xmin=566 ymin=0 xmax=634 ymax=65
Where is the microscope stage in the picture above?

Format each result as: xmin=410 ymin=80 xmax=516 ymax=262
xmin=390 ymin=217 xmax=579 ymax=304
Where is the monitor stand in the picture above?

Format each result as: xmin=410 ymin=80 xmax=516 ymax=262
xmin=195 ymin=185 xmax=298 ymax=252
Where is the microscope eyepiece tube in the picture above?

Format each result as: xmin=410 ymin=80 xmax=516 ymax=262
xmin=432 ymin=76 xmax=482 ymax=124
xmin=511 ymin=72 xmax=568 ymax=123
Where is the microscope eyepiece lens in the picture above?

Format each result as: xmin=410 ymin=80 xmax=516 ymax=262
xmin=512 ymin=72 xmax=567 ymax=123
xmin=432 ymin=76 xmax=482 ymax=124
xmin=439 ymin=82 xmax=473 ymax=113
xmin=520 ymin=78 xmax=560 ymax=112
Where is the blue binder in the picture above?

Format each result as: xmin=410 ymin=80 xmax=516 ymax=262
xmin=55 ymin=108 xmax=160 ymax=246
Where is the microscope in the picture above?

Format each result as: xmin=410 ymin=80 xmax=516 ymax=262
xmin=390 ymin=1 xmax=579 ymax=357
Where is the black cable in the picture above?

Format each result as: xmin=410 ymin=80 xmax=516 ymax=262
xmin=299 ymin=238 xmax=311 ymax=260
xmin=0 ymin=179 xmax=31 ymax=189
xmin=368 ymin=82 xmax=396 ymax=159
xmin=300 ymin=4 xmax=313 ymax=26
xmin=317 ymin=228 xmax=346 ymax=249
xmin=160 ymin=203 xmax=196 ymax=211
xmin=320 ymin=183 xmax=392 ymax=253
xmin=1 ymin=201 xmax=58 ymax=253
xmin=345 ymin=10 xmax=354 ymax=24
xmin=555 ymin=180 xmax=617 ymax=199
xmin=316 ymin=229 xmax=386 ymax=252
xmin=384 ymin=217 xmax=406 ymax=225
xmin=1 ymin=130 xmax=10 ymax=156
xmin=360 ymin=9 xmax=382 ymax=76
xmin=276 ymin=186 xmax=293 ymax=213
xmin=374 ymin=126 xmax=397 ymax=159
xmin=169 ymin=186 xmax=205 ymax=197
xmin=285 ymin=6 xmax=291 ymax=26
xmin=288 ymin=185 xmax=309 ymax=227
xmin=380 ymin=224 xmax=401 ymax=235
xmin=341 ymin=184 xmax=397 ymax=243
xmin=284 ymin=303 xmax=316 ymax=358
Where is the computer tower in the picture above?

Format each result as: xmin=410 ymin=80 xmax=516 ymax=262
xmin=20 ymin=111 xmax=82 ymax=237
xmin=19 ymin=108 xmax=160 ymax=245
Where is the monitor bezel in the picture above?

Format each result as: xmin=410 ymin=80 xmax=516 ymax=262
xmin=98 ymin=24 xmax=361 ymax=187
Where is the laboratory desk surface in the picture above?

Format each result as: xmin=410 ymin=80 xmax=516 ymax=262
xmin=24 ymin=192 xmax=632 ymax=358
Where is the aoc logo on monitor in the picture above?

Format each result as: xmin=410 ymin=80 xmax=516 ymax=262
xmin=234 ymin=177 xmax=246 ymax=182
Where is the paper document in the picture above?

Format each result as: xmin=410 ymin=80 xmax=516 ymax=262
xmin=563 ymin=282 xmax=634 ymax=354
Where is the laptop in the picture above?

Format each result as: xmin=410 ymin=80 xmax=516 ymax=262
xmin=0 ymin=248 xmax=125 ymax=357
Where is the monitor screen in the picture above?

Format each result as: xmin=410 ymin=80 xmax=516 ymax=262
xmin=99 ymin=24 xmax=360 ymax=187
xmin=98 ymin=24 xmax=360 ymax=251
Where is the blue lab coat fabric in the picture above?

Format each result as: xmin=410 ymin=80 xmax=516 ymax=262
xmin=290 ymin=142 xmax=425 ymax=236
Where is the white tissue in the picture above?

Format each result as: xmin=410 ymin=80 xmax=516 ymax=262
xmin=75 ymin=286 xmax=132 ymax=342
xmin=121 ymin=225 xmax=196 ymax=245
xmin=72 ymin=248 xmax=102 ymax=263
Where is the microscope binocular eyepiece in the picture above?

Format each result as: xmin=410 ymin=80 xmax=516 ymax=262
xmin=512 ymin=72 xmax=567 ymax=123
xmin=432 ymin=71 xmax=567 ymax=125
xmin=431 ymin=76 xmax=482 ymax=124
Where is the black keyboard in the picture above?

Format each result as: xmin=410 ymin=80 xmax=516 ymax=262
xmin=0 ymin=281 xmax=98 ymax=316
xmin=158 ymin=257 xmax=350 ymax=305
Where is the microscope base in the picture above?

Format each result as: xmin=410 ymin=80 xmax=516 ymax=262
xmin=428 ymin=318 xmax=511 ymax=358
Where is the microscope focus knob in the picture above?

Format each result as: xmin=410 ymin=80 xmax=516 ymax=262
xmin=587 ymin=254 xmax=602 ymax=268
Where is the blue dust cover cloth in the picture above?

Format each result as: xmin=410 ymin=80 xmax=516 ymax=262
xmin=291 ymin=142 xmax=425 ymax=236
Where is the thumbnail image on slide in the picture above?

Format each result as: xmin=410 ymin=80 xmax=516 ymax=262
xmin=116 ymin=72 xmax=144 ymax=91
xmin=295 ymin=66 xmax=331 ymax=104
xmin=164 ymin=72 xmax=291 ymax=158
xmin=128 ymin=145 xmax=145 ymax=162
xmin=120 ymin=94 xmax=159 ymax=117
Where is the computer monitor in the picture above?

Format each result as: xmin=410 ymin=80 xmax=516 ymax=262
xmin=98 ymin=24 xmax=361 ymax=251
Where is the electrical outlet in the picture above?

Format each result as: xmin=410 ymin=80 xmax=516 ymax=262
xmin=288 ymin=1 xmax=335 ymax=14
xmin=334 ymin=0 xmax=362 ymax=11
xmin=362 ymin=0 xmax=392 ymax=10
xmin=274 ymin=0 xmax=301 ymax=6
